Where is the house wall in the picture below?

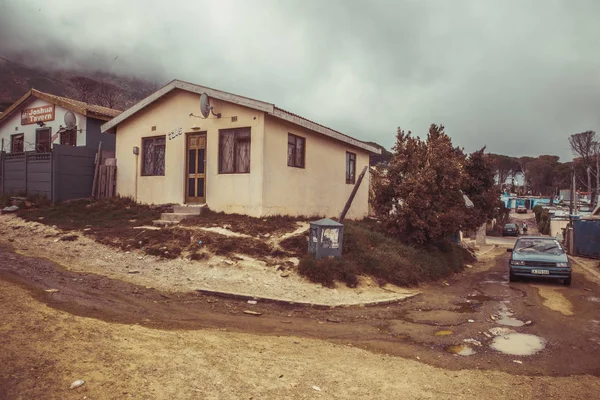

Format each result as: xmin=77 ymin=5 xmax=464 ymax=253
xmin=115 ymin=89 xmax=266 ymax=216
xmin=0 ymin=98 xmax=87 ymax=152
xmin=262 ymin=115 xmax=371 ymax=219
xmin=550 ymin=219 xmax=570 ymax=238
xmin=86 ymin=117 xmax=115 ymax=152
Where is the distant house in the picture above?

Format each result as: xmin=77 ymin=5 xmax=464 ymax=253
xmin=0 ymin=90 xmax=121 ymax=201
xmin=0 ymin=89 xmax=120 ymax=154
xmin=101 ymin=80 xmax=381 ymax=218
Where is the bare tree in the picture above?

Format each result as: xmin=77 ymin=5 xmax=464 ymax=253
xmin=70 ymin=76 xmax=99 ymax=103
xmin=96 ymin=82 xmax=121 ymax=109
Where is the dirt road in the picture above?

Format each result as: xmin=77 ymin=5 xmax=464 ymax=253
xmin=1 ymin=240 xmax=600 ymax=398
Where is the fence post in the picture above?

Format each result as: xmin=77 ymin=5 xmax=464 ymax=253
xmin=50 ymin=148 xmax=55 ymax=203
xmin=1 ymin=151 xmax=4 ymax=196
xmin=24 ymin=151 xmax=28 ymax=196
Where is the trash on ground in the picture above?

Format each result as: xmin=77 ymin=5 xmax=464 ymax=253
xmin=326 ymin=317 xmax=341 ymax=323
xmin=489 ymin=327 xmax=515 ymax=336
xmin=1 ymin=205 xmax=20 ymax=214
xmin=70 ymin=380 xmax=85 ymax=389
xmin=463 ymin=338 xmax=482 ymax=347
xmin=467 ymin=319 xmax=475 ymax=323
xmin=247 ymin=300 xmax=257 ymax=305
xmin=312 ymin=385 xmax=322 ymax=391
xmin=45 ymin=289 xmax=59 ymax=293
xmin=434 ymin=330 xmax=454 ymax=336
xmin=243 ymin=310 xmax=262 ymax=316
xmin=280 ymin=271 xmax=290 ymax=278
xmin=513 ymin=360 xmax=523 ymax=364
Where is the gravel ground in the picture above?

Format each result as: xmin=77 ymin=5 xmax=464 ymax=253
xmin=0 ymin=215 xmax=417 ymax=306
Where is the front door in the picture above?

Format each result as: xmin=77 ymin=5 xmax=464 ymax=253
xmin=186 ymin=133 xmax=206 ymax=203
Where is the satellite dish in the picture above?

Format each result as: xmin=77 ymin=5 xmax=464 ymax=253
xmin=200 ymin=93 xmax=211 ymax=118
xmin=64 ymin=111 xmax=77 ymax=129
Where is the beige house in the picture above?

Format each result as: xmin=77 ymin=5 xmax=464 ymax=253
xmin=101 ymin=80 xmax=380 ymax=219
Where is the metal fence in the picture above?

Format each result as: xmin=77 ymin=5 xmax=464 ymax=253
xmin=0 ymin=145 xmax=99 ymax=202
xmin=573 ymin=219 xmax=600 ymax=259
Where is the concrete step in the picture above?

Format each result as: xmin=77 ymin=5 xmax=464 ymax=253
xmin=160 ymin=212 xmax=195 ymax=222
xmin=173 ymin=205 xmax=206 ymax=215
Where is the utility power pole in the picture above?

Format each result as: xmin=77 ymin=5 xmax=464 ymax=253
xmin=570 ymin=172 xmax=575 ymax=216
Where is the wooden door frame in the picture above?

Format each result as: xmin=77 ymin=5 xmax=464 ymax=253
xmin=184 ymin=131 xmax=207 ymax=204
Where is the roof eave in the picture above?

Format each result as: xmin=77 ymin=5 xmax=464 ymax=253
xmin=270 ymin=108 xmax=381 ymax=154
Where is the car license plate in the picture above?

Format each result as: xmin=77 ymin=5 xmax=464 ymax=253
xmin=531 ymin=269 xmax=549 ymax=275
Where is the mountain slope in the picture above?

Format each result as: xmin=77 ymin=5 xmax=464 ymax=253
xmin=0 ymin=59 xmax=160 ymax=112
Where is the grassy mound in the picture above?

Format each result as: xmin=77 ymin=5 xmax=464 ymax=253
xmin=298 ymin=220 xmax=473 ymax=288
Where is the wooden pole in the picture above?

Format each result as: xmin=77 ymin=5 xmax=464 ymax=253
xmin=339 ymin=166 xmax=368 ymax=223
xmin=91 ymin=142 xmax=102 ymax=199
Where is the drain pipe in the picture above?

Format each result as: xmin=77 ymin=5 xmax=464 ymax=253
xmin=133 ymin=146 xmax=139 ymax=202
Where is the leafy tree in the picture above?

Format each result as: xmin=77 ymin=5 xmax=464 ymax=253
xmin=487 ymin=153 xmax=519 ymax=187
xmin=526 ymin=155 xmax=559 ymax=196
xmin=372 ymin=124 xmax=499 ymax=245
xmin=463 ymin=147 xmax=501 ymax=226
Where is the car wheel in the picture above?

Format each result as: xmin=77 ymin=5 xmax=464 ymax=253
xmin=563 ymin=276 xmax=571 ymax=286
xmin=509 ymin=273 xmax=517 ymax=282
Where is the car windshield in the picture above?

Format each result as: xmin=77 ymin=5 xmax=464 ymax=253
xmin=514 ymin=239 xmax=564 ymax=255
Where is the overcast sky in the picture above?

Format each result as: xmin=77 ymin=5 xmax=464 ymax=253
xmin=1 ymin=0 xmax=599 ymax=160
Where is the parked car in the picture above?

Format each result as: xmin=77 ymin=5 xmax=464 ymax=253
xmin=516 ymin=205 xmax=527 ymax=214
xmin=507 ymin=236 xmax=571 ymax=285
xmin=502 ymin=223 xmax=519 ymax=236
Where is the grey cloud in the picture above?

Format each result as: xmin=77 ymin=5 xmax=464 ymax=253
xmin=1 ymin=0 xmax=600 ymax=160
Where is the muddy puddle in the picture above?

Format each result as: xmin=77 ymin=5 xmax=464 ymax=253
xmin=467 ymin=294 xmax=493 ymax=302
xmin=493 ymin=304 xmax=526 ymax=327
xmin=434 ymin=330 xmax=454 ymax=336
xmin=446 ymin=344 xmax=476 ymax=356
xmin=490 ymin=333 xmax=545 ymax=356
xmin=403 ymin=309 xmax=470 ymax=326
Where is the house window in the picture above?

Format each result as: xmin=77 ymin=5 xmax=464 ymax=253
xmin=10 ymin=134 xmax=24 ymax=153
xmin=36 ymin=128 xmax=51 ymax=152
xmin=346 ymin=152 xmax=356 ymax=184
xmin=219 ymin=128 xmax=251 ymax=173
xmin=287 ymin=133 xmax=306 ymax=168
xmin=141 ymin=136 xmax=166 ymax=176
xmin=60 ymin=128 xmax=77 ymax=146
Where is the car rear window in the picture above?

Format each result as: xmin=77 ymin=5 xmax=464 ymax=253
xmin=505 ymin=224 xmax=517 ymax=229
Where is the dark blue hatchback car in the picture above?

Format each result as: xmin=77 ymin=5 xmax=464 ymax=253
xmin=507 ymin=236 xmax=571 ymax=285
